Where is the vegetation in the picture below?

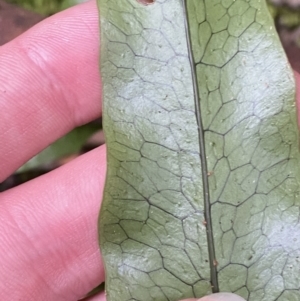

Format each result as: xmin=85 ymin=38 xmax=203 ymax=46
xmin=268 ymin=0 xmax=300 ymax=28
xmin=5 ymin=0 xmax=83 ymax=15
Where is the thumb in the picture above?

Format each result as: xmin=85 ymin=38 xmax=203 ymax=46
xmin=181 ymin=293 xmax=246 ymax=301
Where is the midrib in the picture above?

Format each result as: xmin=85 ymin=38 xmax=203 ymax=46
xmin=182 ymin=0 xmax=219 ymax=293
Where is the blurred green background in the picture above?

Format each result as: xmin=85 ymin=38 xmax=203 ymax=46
xmin=6 ymin=0 xmax=86 ymax=15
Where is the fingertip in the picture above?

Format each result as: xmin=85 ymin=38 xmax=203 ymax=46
xmin=180 ymin=293 xmax=246 ymax=301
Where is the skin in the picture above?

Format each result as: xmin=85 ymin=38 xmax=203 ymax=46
xmin=0 ymin=0 xmax=299 ymax=300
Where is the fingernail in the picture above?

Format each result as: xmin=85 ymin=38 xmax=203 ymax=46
xmin=199 ymin=293 xmax=246 ymax=301
xmin=180 ymin=293 xmax=246 ymax=301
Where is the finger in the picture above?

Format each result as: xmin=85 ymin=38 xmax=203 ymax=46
xmin=182 ymin=293 xmax=245 ymax=301
xmin=83 ymin=292 xmax=246 ymax=301
xmin=0 ymin=0 xmax=101 ymax=181
xmin=181 ymin=293 xmax=246 ymax=301
xmin=0 ymin=146 xmax=106 ymax=301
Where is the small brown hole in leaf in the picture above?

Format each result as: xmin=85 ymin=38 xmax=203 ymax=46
xmin=137 ymin=0 xmax=155 ymax=5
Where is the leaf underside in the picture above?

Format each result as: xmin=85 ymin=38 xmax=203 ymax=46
xmin=97 ymin=0 xmax=299 ymax=300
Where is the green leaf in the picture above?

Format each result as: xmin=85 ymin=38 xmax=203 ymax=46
xmin=97 ymin=1 xmax=298 ymax=300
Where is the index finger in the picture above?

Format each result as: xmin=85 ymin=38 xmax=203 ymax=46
xmin=182 ymin=293 xmax=246 ymax=301
xmin=84 ymin=292 xmax=246 ymax=301
xmin=0 ymin=0 xmax=101 ymax=182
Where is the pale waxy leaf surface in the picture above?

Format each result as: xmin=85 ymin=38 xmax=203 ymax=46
xmin=97 ymin=0 xmax=299 ymax=300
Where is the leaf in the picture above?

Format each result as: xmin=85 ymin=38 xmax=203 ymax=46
xmin=97 ymin=1 xmax=298 ymax=300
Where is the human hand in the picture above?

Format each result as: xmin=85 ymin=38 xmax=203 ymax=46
xmin=181 ymin=294 xmax=246 ymax=301
xmin=0 ymin=1 xmax=298 ymax=300
xmin=0 ymin=1 xmax=104 ymax=300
